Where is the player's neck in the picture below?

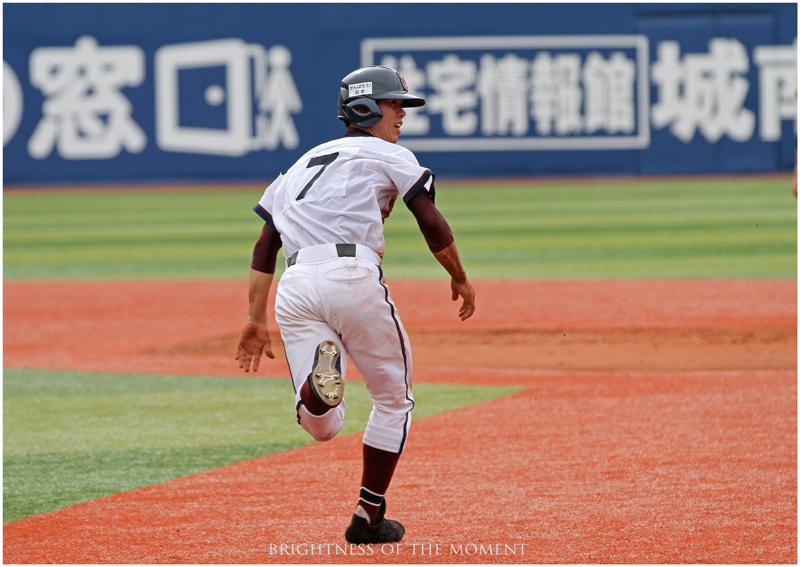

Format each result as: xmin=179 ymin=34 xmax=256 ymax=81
xmin=344 ymin=126 xmax=375 ymax=138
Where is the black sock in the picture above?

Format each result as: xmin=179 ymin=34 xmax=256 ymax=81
xmin=356 ymin=444 xmax=401 ymax=524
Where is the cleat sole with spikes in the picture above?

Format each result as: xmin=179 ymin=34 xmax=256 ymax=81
xmin=307 ymin=340 xmax=343 ymax=408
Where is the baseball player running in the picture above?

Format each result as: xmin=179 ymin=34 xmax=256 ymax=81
xmin=235 ymin=65 xmax=476 ymax=544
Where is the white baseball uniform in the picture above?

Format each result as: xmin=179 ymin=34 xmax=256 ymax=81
xmin=254 ymin=133 xmax=434 ymax=453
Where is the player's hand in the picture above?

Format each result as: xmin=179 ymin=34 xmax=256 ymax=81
xmin=450 ymin=278 xmax=476 ymax=321
xmin=235 ymin=320 xmax=275 ymax=372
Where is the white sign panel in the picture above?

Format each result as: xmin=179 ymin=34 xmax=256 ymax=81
xmin=361 ymin=35 xmax=651 ymax=151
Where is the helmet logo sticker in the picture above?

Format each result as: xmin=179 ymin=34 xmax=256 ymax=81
xmin=397 ymin=72 xmax=409 ymax=91
xmin=349 ymin=82 xmax=372 ymax=97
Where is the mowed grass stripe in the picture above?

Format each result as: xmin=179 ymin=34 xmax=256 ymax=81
xmin=429 ymin=179 xmax=796 ymax=278
xmin=4 ymin=176 xmax=796 ymax=279
xmin=4 ymin=189 xmax=262 ymax=279
xmin=3 ymin=369 xmax=274 ymax=398
xmin=3 ymin=368 xmax=521 ymax=523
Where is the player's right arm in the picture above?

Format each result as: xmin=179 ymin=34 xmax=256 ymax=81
xmin=432 ymin=241 xmax=476 ymax=321
xmin=371 ymin=146 xmax=475 ymax=319
xmin=406 ymin=189 xmax=476 ymax=321
xmin=235 ymin=221 xmax=282 ymax=372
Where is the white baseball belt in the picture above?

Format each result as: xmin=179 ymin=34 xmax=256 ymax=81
xmin=286 ymin=243 xmax=382 ymax=268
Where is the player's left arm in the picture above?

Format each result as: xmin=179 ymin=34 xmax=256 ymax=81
xmin=235 ymin=221 xmax=283 ymax=372
xmin=406 ymin=189 xmax=476 ymax=321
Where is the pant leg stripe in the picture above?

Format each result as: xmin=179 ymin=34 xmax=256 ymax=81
xmin=377 ymin=266 xmax=414 ymax=453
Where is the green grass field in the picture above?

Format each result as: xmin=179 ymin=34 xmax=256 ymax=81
xmin=4 ymin=175 xmax=796 ymax=524
xmin=3 ymin=368 xmax=520 ymax=524
xmin=4 ymin=176 xmax=797 ymax=280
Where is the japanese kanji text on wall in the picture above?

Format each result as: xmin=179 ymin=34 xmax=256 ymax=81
xmin=3 ymin=3 xmax=796 ymax=184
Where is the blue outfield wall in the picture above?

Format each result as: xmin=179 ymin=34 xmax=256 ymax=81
xmin=2 ymin=3 xmax=797 ymax=185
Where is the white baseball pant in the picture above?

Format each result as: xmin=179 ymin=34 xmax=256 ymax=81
xmin=275 ymin=243 xmax=415 ymax=453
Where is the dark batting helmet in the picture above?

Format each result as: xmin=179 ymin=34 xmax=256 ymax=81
xmin=337 ymin=66 xmax=425 ymax=128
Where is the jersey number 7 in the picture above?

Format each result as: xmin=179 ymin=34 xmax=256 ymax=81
xmin=296 ymin=152 xmax=340 ymax=201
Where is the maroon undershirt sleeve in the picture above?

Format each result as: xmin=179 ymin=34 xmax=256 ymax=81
xmin=406 ymin=189 xmax=454 ymax=253
xmin=250 ymin=221 xmax=283 ymax=274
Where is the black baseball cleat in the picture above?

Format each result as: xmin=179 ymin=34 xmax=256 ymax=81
xmin=344 ymin=500 xmax=405 ymax=544
xmin=307 ymin=340 xmax=343 ymax=408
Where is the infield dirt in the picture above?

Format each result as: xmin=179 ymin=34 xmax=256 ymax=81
xmin=3 ymin=278 xmax=797 ymax=563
